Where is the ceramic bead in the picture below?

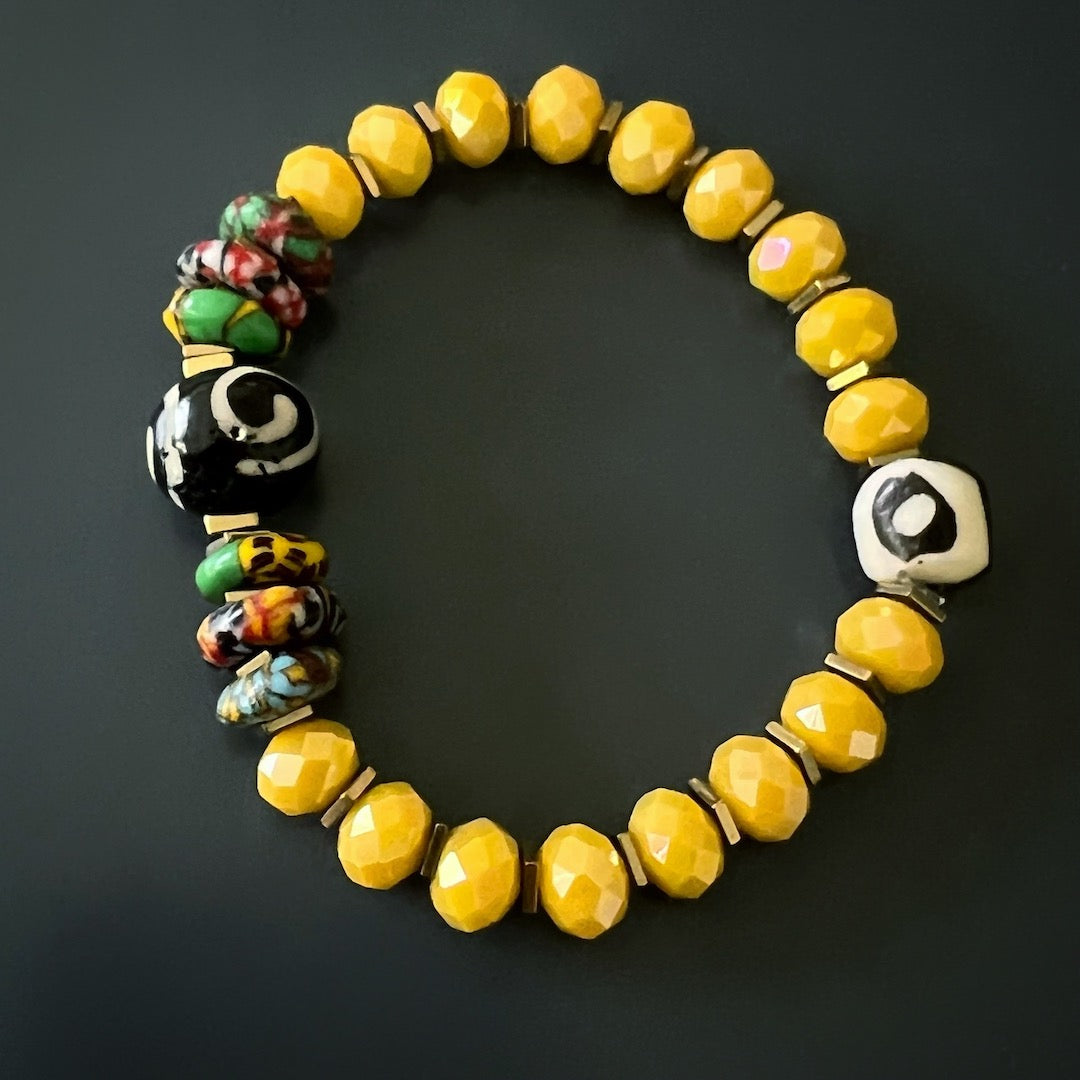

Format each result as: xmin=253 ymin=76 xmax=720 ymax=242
xmin=197 ymin=585 xmax=345 ymax=668
xmin=176 ymin=238 xmax=307 ymax=330
xmin=195 ymin=532 xmax=329 ymax=602
xmin=219 ymin=192 xmax=333 ymax=294
xmin=146 ymin=365 xmax=319 ymax=515
xmin=853 ymin=459 xmax=990 ymax=585
xmin=163 ymin=286 xmax=285 ymax=355
xmin=216 ymin=646 xmax=342 ymax=726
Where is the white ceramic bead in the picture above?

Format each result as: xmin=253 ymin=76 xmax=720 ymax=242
xmin=853 ymin=458 xmax=989 ymax=585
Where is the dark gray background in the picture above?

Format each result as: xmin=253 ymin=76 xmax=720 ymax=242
xmin=2 ymin=1 xmax=1078 ymax=1077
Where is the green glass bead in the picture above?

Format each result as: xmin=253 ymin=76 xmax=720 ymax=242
xmin=195 ymin=541 xmax=245 ymax=602
xmin=225 ymin=304 xmax=282 ymax=354
xmin=172 ymin=287 xmax=283 ymax=354
xmin=177 ymin=287 xmax=242 ymax=342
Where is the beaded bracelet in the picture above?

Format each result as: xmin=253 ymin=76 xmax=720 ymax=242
xmin=146 ymin=65 xmax=991 ymax=940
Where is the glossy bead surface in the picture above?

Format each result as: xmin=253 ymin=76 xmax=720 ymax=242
xmin=434 ymin=71 xmax=510 ymax=168
xmin=796 ymin=288 xmax=898 ymax=377
xmin=709 ymin=735 xmax=809 ymax=842
xmin=176 ymin=238 xmax=307 ymax=330
xmin=781 ymin=671 xmax=886 ymax=773
xmin=853 ymin=459 xmax=990 ymax=585
xmin=430 ymin=818 xmax=520 ymax=932
xmin=748 ymin=212 xmax=846 ymax=302
xmin=276 ymin=145 xmax=364 ymax=240
xmin=824 ymin=378 xmax=929 ymax=463
xmin=835 ymin=597 xmax=944 ymax=694
xmin=197 ymin=585 xmax=345 ymax=668
xmin=628 ymin=789 xmax=722 ymax=899
xmin=163 ymin=287 xmax=284 ymax=355
xmin=257 ymin=719 xmax=359 ymax=816
xmin=338 ymin=782 xmax=433 ymax=889
xmin=526 ymin=64 xmax=604 ymax=164
xmin=347 ymin=105 xmax=433 ymax=197
xmin=219 ymin=192 xmax=333 ymax=294
xmin=539 ymin=824 xmax=629 ymax=939
xmin=146 ymin=366 xmax=319 ymax=515
xmin=608 ymin=100 xmax=695 ymax=195
xmin=216 ymin=646 xmax=341 ymax=726
xmin=196 ymin=532 xmax=329 ymax=603
xmin=682 ymin=149 xmax=774 ymax=241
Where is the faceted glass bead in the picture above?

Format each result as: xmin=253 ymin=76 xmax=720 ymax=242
xmin=607 ymin=100 xmax=695 ymax=195
xmin=748 ymin=212 xmax=846 ymax=301
xmin=434 ymin=71 xmax=510 ymax=168
xmin=796 ymin=287 xmax=898 ymax=376
xmin=256 ymin=719 xmax=359 ymax=816
xmin=347 ymin=105 xmax=433 ymax=197
xmin=835 ymin=596 xmax=944 ymax=693
xmin=682 ymin=149 xmax=774 ymax=241
xmin=276 ymin=145 xmax=365 ymax=240
xmin=780 ymin=671 xmax=886 ymax=773
xmin=628 ymin=789 xmax=723 ymax=899
xmin=539 ymin=824 xmax=629 ymax=939
xmin=527 ymin=64 xmax=604 ymax=164
xmin=709 ymin=735 xmax=809 ymax=842
xmin=824 ymin=377 xmax=929 ymax=463
xmin=430 ymin=818 xmax=520 ymax=932
xmin=337 ymin=782 xmax=433 ymax=890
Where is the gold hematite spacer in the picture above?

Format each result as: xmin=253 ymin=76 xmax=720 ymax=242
xmin=764 ymin=721 xmax=822 ymax=785
xmin=236 ymin=650 xmax=272 ymax=678
xmin=588 ymin=100 xmax=624 ymax=164
xmin=665 ymin=145 xmax=710 ymax=201
xmin=419 ymin=822 xmax=450 ymax=878
xmin=510 ymin=99 xmax=529 ymax=149
xmin=825 ymin=653 xmax=887 ymax=704
xmin=205 ymin=528 xmax=265 ymax=556
xmin=616 ymin=832 xmax=648 ymax=887
xmin=181 ymin=344 xmax=234 ymax=379
xmin=868 ymin=447 xmax=922 ymax=467
xmin=785 ymin=274 xmax=853 ymax=315
xmin=825 ymin=360 xmax=874 ymax=392
xmin=876 ymin=575 xmax=947 ymax=624
xmin=739 ymin=199 xmax=785 ymax=250
xmin=320 ymin=765 xmax=377 ymax=829
xmin=347 ymin=153 xmax=382 ymax=198
xmin=413 ymin=101 xmax=448 ymax=163
xmin=224 ymin=589 xmax=260 ymax=603
xmin=262 ymin=704 xmax=314 ymax=735
xmin=521 ymin=853 xmax=540 ymax=914
xmin=203 ymin=511 xmax=259 ymax=536
xmin=688 ymin=778 xmax=741 ymax=845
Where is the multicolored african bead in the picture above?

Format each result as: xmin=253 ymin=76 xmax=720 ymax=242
xmin=219 ymin=192 xmax=333 ymax=294
xmin=196 ymin=532 xmax=329 ymax=603
xmin=176 ymin=238 xmax=307 ymax=330
xmin=196 ymin=584 xmax=345 ymax=668
xmin=216 ymin=646 xmax=342 ymax=726
xmin=163 ymin=286 xmax=286 ymax=355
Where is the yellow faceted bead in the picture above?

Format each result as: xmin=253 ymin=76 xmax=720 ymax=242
xmin=628 ymin=789 xmax=723 ymax=899
xmin=527 ymin=64 xmax=605 ymax=164
xmin=682 ymin=149 xmax=774 ymax=241
xmin=709 ymin=735 xmax=809 ymax=842
xmin=256 ymin=719 xmax=359 ymax=817
xmin=430 ymin=818 xmax=520 ymax=932
xmin=795 ymin=287 xmax=898 ymax=376
xmin=824 ymin=377 xmax=929 ymax=463
xmin=539 ymin=824 xmax=629 ymax=939
xmin=276 ymin=145 xmax=364 ymax=240
xmin=608 ymin=100 xmax=695 ymax=195
xmin=748 ymin=211 xmax=846 ymax=302
xmin=347 ymin=105 xmax=433 ymax=198
xmin=337 ymin=781 xmax=433 ymax=890
xmin=781 ymin=671 xmax=886 ymax=773
xmin=434 ymin=71 xmax=510 ymax=168
xmin=836 ymin=597 xmax=944 ymax=694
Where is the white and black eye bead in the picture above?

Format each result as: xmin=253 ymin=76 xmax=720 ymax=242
xmin=146 ymin=365 xmax=319 ymax=514
xmin=853 ymin=458 xmax=989 ymax=585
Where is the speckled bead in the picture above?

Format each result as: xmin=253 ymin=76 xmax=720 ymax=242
xmin=196 ymin=585 xmax=345 ymax=668
xmin=216 ymin=646 xmax=342 ymax=726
